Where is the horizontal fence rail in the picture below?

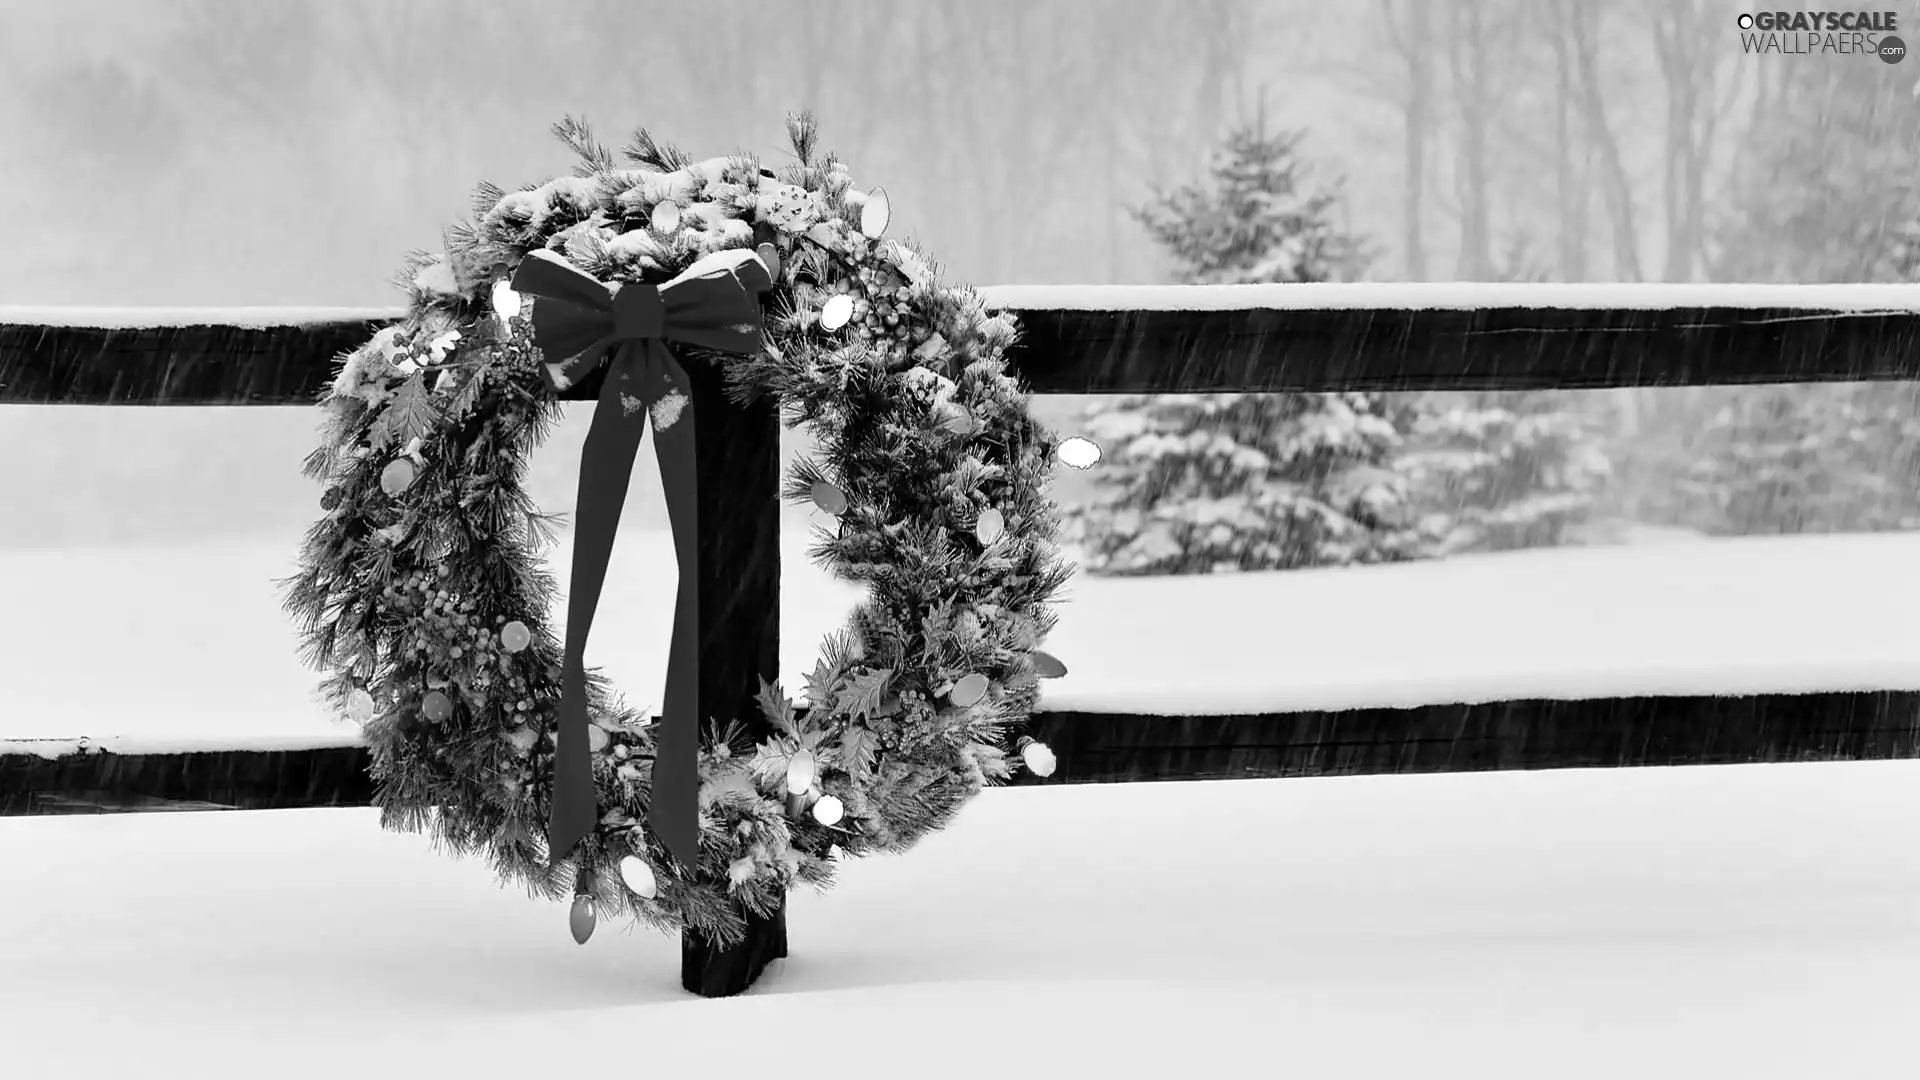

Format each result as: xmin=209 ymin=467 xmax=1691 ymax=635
xmin=3 ymin=283 xmax=1919 ymax=815
xmin=5 ymin=283 xmax=1920 ymax=404
xmin=7 ymin=693 xmax=1919 ymax=814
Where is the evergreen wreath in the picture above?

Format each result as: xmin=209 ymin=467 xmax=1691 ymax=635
xmin=284 ymin=114 xmax=1073 ymax=951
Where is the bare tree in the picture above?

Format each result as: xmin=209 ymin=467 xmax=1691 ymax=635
xmin=1564 ymin=0 xmax=1643 ymax=280
xmin=1445 ymin=0 xmax=1496 ymax=279
xmin=1192 ymin=0 xmax=1254 ymax=157
xmin=1645 ymin=0 xmax=1745 ymax=281
xmin=1542 ymin=0 xmax=1593 ymax=280
xmin=1435 ymin=0 xmax=1539 ymax=281
xmin=1382 ymin=0 xmax=1435 ymax=280
xmin=915 ymin=0 xmax=1248 ymax=285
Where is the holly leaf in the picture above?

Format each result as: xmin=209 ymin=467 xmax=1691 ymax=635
xmin=754 ymin=678 xmax=799 ymax=740
xmin=837 ymin=725 xmax=878 ymax=776
xmin=370 ymin=373 xmax=438 ymax=451
xmin=443 ymin=368 xmax=487 ymax=425
xmin=803 ymin=657 xmax=841 ymax=714
xmin=833 ymin=667 xmax=894 ymax=722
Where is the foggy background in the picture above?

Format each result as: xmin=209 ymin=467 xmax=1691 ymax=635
xmin=0 ymin=0 xmax=1915 ymax=554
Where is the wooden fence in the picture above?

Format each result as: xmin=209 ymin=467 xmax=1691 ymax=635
xmin=3 ymin=282 xmax=1919 ymax=815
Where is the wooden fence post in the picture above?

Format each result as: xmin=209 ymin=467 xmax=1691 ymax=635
xmin=680 ymin=353 xmax=785 ymax=997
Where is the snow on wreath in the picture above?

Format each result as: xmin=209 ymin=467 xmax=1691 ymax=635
xmin=283 ymin=113 xmax=1078 ymax=995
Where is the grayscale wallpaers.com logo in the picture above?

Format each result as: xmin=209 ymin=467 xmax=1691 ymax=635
xmin=1736 ymin=10 xmax=1905 ymax=61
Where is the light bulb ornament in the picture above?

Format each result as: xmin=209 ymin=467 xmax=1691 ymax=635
xmin=754 ymin=242 xmax=782 ymax=280
xmin=619 ymin=854 xmax=658 ymax=900
xmin=820 ymin=293 xmax=854 ymax=331
xmin=492 ymin=279 xmax=522 ymax=321
xmin=785 ymin=749 xmax=817 ymax=817
xmin=1019 ymin=737 xmax=1058 ymax=778
xmin=1056 ymin=436 xmax=1102 ymax=470
xmin=570 ymin=869 xmax=600 ymax=945
xmin=858 ymin=188 xmax=890 ymax=238
xmin=949 ymin=673 xmax=990 ymax=708
xmin=810 ymin=480 xmax=849 ymax=515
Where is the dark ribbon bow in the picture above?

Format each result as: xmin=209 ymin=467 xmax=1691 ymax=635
xmin=510 ymin=247 xmax=773 ymax=868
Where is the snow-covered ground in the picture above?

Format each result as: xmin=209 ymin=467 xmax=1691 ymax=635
xmin=5 ymin=761 xmax=1920 ymax=1078
xmin=6 ymin=450 xmax=1919 ymax=1075
xmin=5 ymin=529 xmax=1920 ymax=754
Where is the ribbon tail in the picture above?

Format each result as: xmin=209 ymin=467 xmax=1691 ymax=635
xmin=643 ymin=342 xmax=703 ymax=869
xmin=549 ymin=344 xmax=652 ymax=864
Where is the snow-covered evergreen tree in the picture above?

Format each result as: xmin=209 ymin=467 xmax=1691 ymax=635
xmin=1070 ymin=392 xmax=1427 ymax=574
xmin=1063 ymin=111 xmax=1430 ymax=576
xmin=1670 ymin=384 xmax=1920 ymax=536
xmin=1397 ymin=235 xmax=1611 ymax=555
xmin=1399 ymin=392 xmax=1612 ymax=555
xmin=1131 ymin=117 xmax=1369 ymax=285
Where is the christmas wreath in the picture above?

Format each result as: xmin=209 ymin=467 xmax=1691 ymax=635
xmin=284 ymin=115 xmax=1073 ymax=978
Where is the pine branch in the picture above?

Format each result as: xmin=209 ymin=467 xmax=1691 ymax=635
xmin=786 ymin=110 xmax=820 ymax=167
xmin=620 ymin=126 xmax=689 ymax=171
xmin=552 ymin=115 xmax=616 ymax=176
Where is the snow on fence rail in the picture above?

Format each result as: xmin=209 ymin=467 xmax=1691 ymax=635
xmin=6 ymin=282 xmax=1920 ymax=403
xmin=2 ymin=284 xmax=1919 ymax=815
